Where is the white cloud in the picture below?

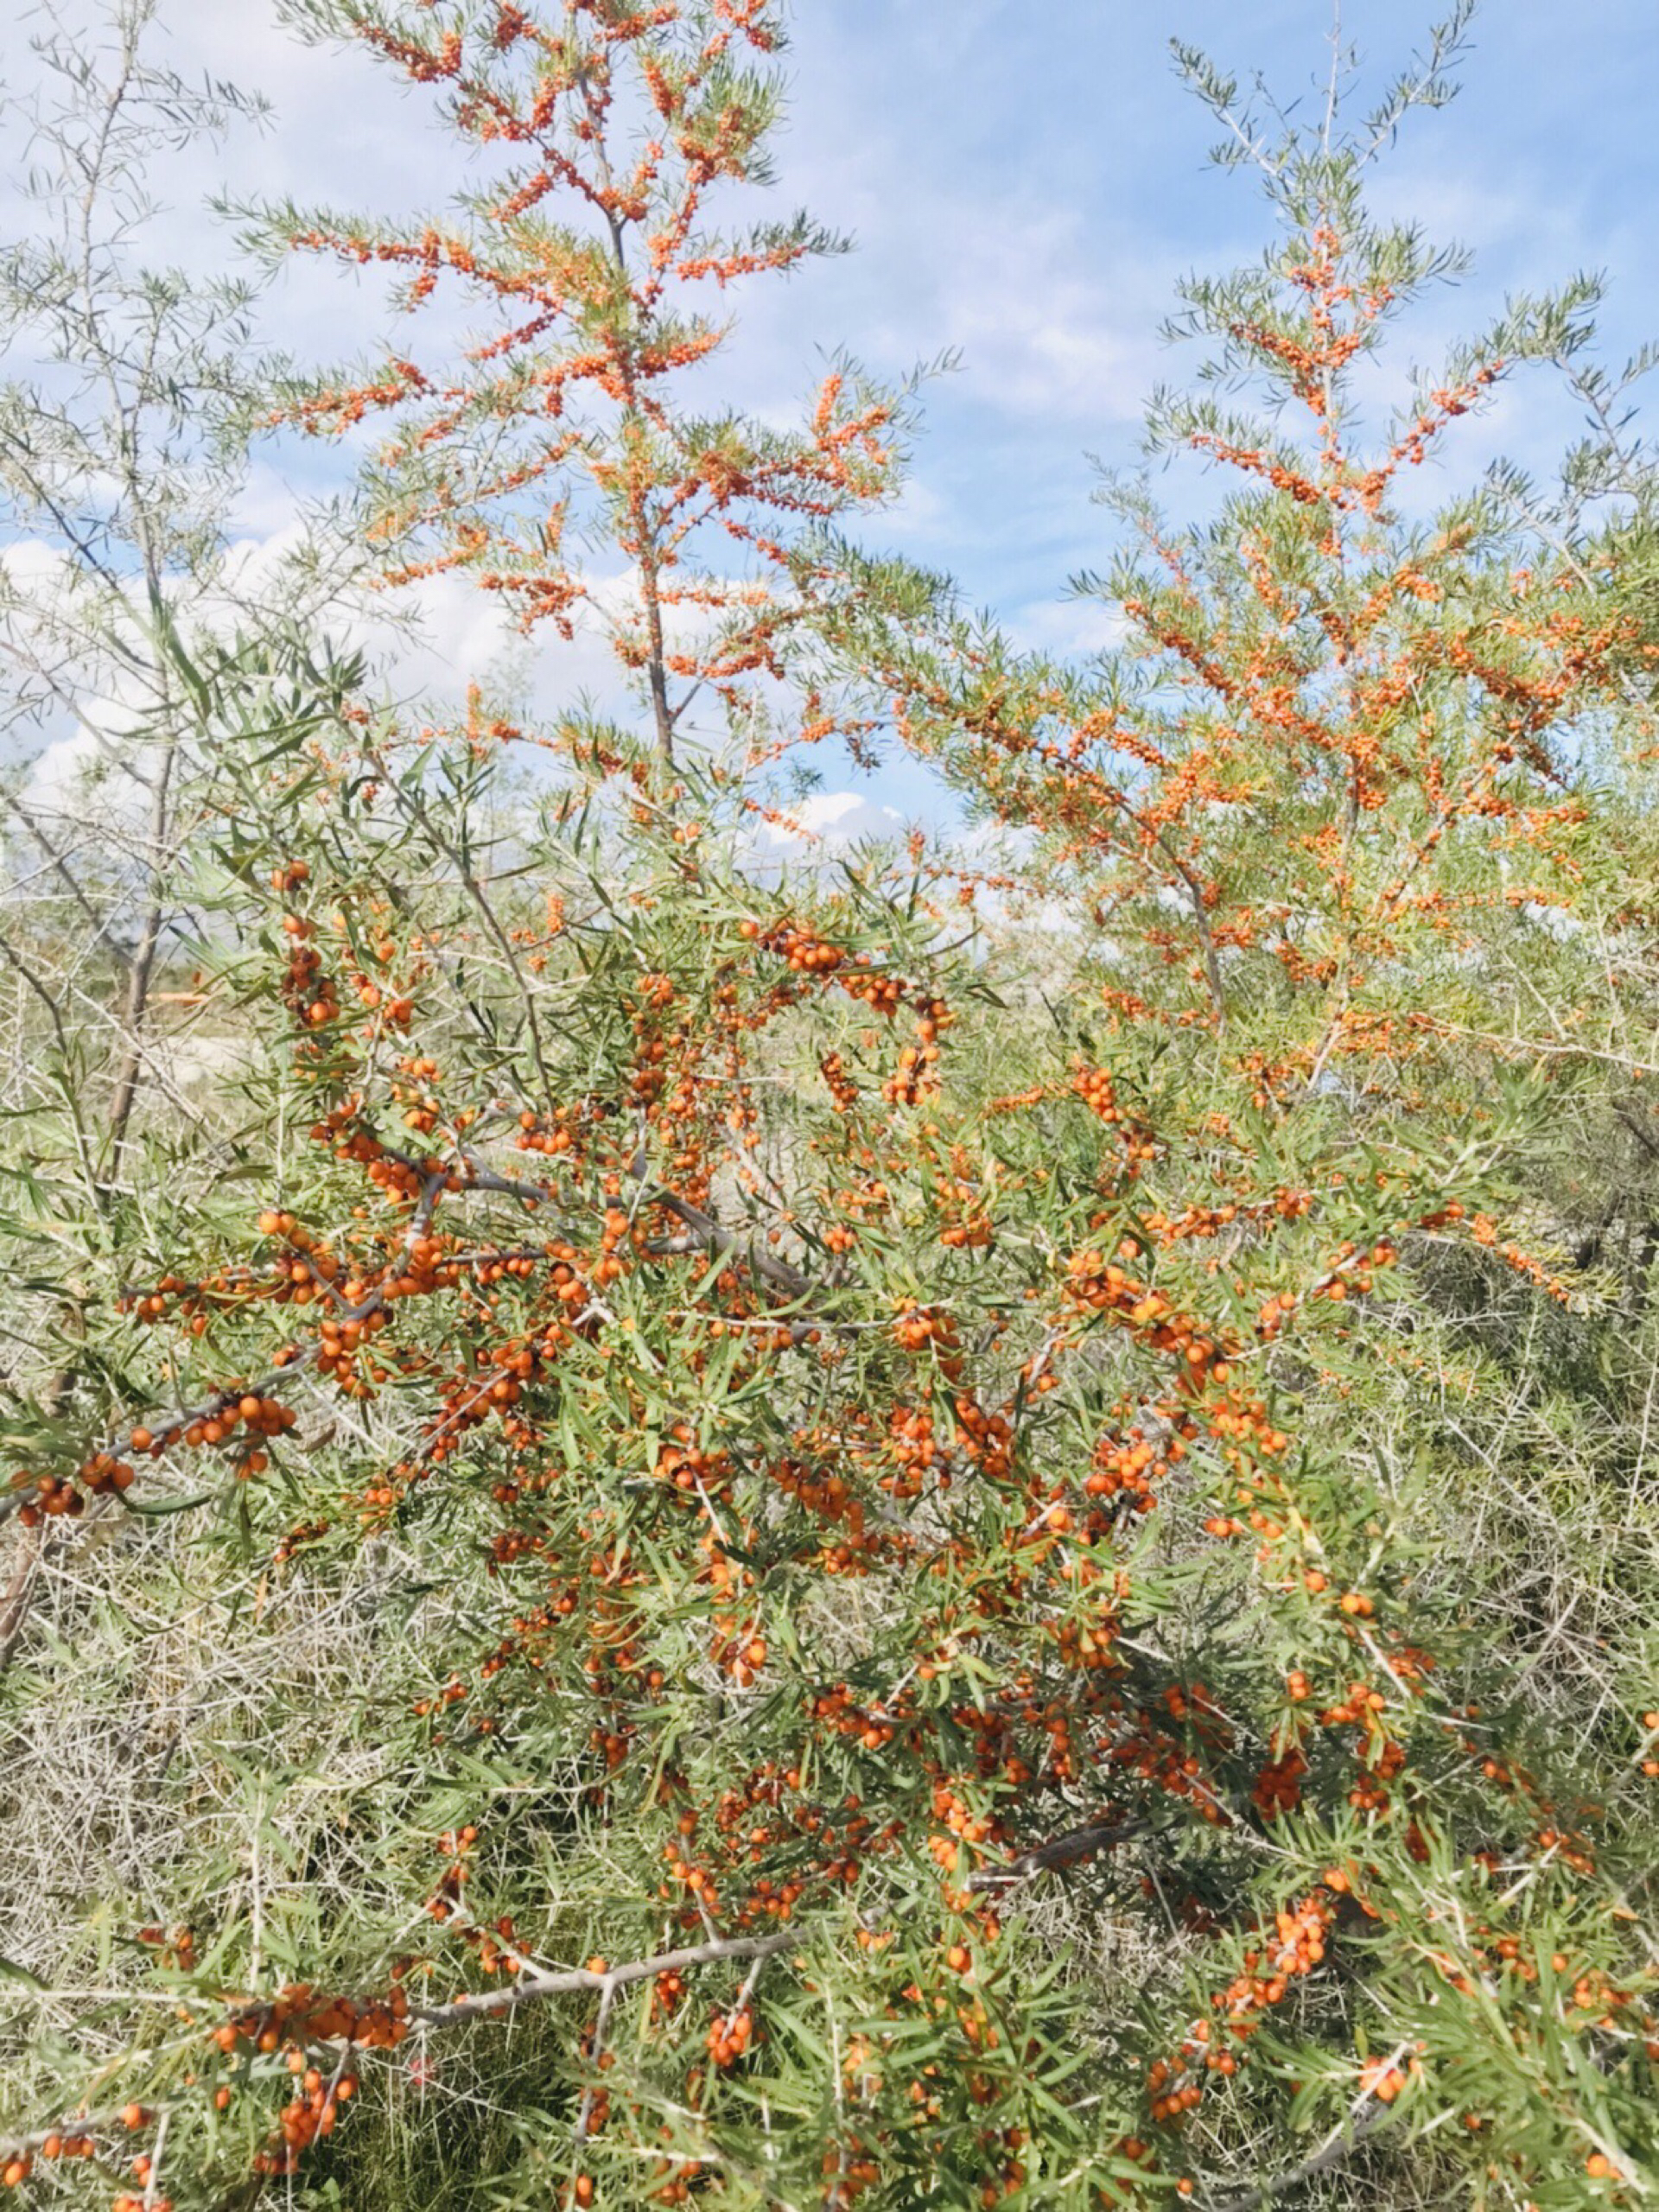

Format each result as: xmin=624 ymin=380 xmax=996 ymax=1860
xmin=756 ymin=789 xmax=907 ymax=849
xmin=930 ymin=213 xmax=1158 ymax=425
xmin=1007 ymin=595 xmax=1129 ymax=658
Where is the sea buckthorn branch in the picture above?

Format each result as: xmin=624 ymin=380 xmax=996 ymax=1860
xmin=0 ymin=1940 xmax=797 ymax=2177
xmin=645 ymin=1188 xmax=815 ymax=1305
xmin=410 ymin=1927 xmax=799 ymax=2031
xmin=449 ymin=1136 xmax=836 ymax=1321
xmin=0 ymin=1340 xmax=83 ymax=1665
xmin=29 ymin=1110 xmax=856 ymax=1522
xmin=269 ymin=0 xmax=902 ymax=771
xmin=422 ymin=1115 xmax=833 ymax=1313
xmin=1199 ymin=2038 xmax=1413 ymax=2212
xmin=0 ymin=2110 xmax=151 ymax=2173
xmin=571 ymin=1972 xmax=619 ymax=2158
xmin=2 ymin=1167 xmax=451 ymax=1525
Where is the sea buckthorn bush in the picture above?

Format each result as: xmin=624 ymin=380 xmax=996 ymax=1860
xmin=3 ymin=4 xmax=1659 ymax=2210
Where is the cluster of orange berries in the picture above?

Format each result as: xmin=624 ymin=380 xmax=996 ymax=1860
xmin=817 ymin=1052 xmax=860 ymax=1114
xmin=1485 ymin=1229 xmax=1572 ymax=1306
xmin=1108 ymin=1725 xmax=1227 ymax=1828
xmin=251 ymin=2063 xmax=359 ymax=2177
xmin=713 ymin=1620 xmax=770 ymax=1688
xmin=279 ymin=912 xmax=340 ymax=1032
xmin=893 ymin=1302 xmax=962 ymax=1373
xmin=1349 ymin=1735 xmax=1406 ymax=1815
xmin=660 ymin=1838 xmax=721 ymax=1915
xmin=809 ymin=1682 xmax=903 ymax=1758
xmin=421 ymin=1824 xmax=480 ymax=1923
xmin=1072 ymin=1065 xmax=1122 ymax=1122
xmin=1142 ymin=1198 xmax=1262 ymax=1249
xmin=655 ymin=1433 xmax=731 ymax=1494
xmin=3 ymin=2131 xmax=96 ymax=2189
xmin=136 ymin=1923 xmax=195 ymax=1970
xmin=1096 ymin=2133 xmax=1167 ymax=2205
xmin=1251 ymin=1746 xmax=1307 ymax=1820
xmin=1065 ymin=1255 xmax=1230 ymax=1385
xmin=1207 ymin=1393 xmax=1289 ymax=1465
xmin=952 ymin=1391 xmax=1013 ymax=1479
xmin=516 ymin=1106 xmax=581 ymax=1158
xmin=938 ymin=1202 xmax=993 ymax=1251
xmin=882 ymin=1406 xmax=939 ymax=1498
xmin=1085 ymin=1427 xmax=1174 ymax=1511
xmin=949 ymin=1692 xmax=1084 ymax=1791
xmin=140 ymin=1390 xmax=298 ymax=1467
xmin=759 ymin=922 xmax=848 ymax=976
xmin=1255 ymin=1237 xmax=1399 ymax=1339
xmin=1314 ymin=1680 xmax=1393 ymax=1739
xmin=769 ymin=1449 xmax=862 ymax=1539
xmin=120 ymin=1272 xmax=199 ymax=1324
xmin=411 ymin=1675 xmax=469 ymax=1719
xmin=882 ymin=1022 xmax=944 ymax=1107
xmin=649 ymin=2159 xmax=707 ymax=2209
xmin=821 ymin=2137 xmax=883 ymax=2205
xmin=14 ymin=1469 xmax=92 ymax=1523
xmin=124 ymin=1211 xmax=353 ymax=1325
xmin=1158 ymin=1681 xmax=1229 ymax=1738
xmin=1071 ymin=1065 xmax=1160 ymax=1167
xmin=1357 ymin=2055 xmax=1414 ymax=2104
xmin=456 ymin=1913 xmax=524 ymax=1980
xmin=1053 ymin=1615 xmax=1117 ymax=1673
xmin=1146 ymin=1891 xmax=1335 ymax=2125
xmin=215 ymin=1983 xmax=410 ymax=2056
xmin=7 ymin=2101 xmax=152 ymax=2196
xmin=1531 ymin=1821 xmax=1598 ymax=1877
xmin=707 ymin=2004 xmax=755 ymax=2067
xmin=929 ymin=1783 xmax=998 ymax=1878
xmin=274 ymin=1516 xmax=333 ymax=1563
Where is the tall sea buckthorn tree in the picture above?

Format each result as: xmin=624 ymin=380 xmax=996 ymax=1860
xmin=3 ymin=7 xmax=1659 ymax=2212
xmin=842 ymin=8 xmax=1659 ymax=2197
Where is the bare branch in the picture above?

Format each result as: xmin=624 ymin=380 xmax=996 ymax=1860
xmin=412 ymin=1928 xmax=798 ymax=2031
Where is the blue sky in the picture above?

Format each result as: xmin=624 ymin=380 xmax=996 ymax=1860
xmin=759 ymin=0 xmax=1659 ymax=637
xmin=10 ymin=0 xmax=1659 ymax=830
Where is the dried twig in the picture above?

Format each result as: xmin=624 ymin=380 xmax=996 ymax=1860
xmin=411 ymin=1928 xmax=799 ymax=2031
xmin=964 ymin=1815 xmax=1154 ymax=1891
